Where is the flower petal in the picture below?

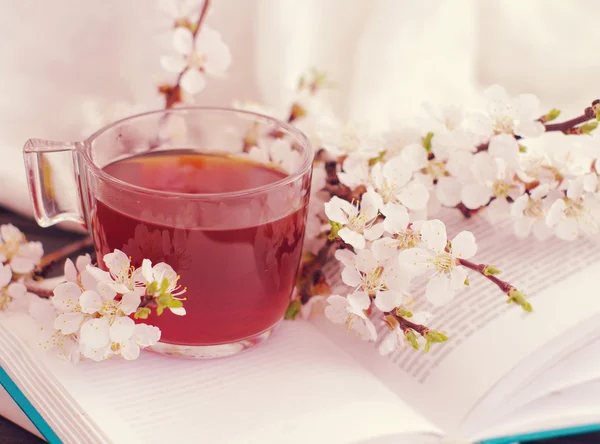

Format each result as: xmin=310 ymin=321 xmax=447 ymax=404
xmin=80 ymin=318 xmax=110 ymax=348
xmin=120 ymin=339 xmax=141 ymax=361
xmin=341 ymin=264 xmax=362 ymax=288
xmin=0 ymin=264 xmax=12 ymax=288
xmin=425 ymin=274 xmax=454 ymax=306
xmin=75 ymin=254 xmax=92 ymax=272
xmin=324 ymin=197 xmax=354 ymax=224
xmin=450 ymin=267 xmax=468 ymax=290
xmin=109 ymin=316 xmax=135 ymax=343
xmin=86 ymin=265 xmax=112 ymax=284
xmin=10 ymin=257 xmax=35 ymax=274
xmin=371 ymin=238 xmax=398 ymax=261
xmin=52 ymin=282 xmax=82 ymax=312
xmin=364 ymin=223 xmax=384 ymax=241
xmin=79 ymin=290 xmax=103 ymax=314
xmin=103 ymin=250 xmax=130 ymax=277
xmin=64 ymin=259 xmax=78 ymax=283
xmin=398 ymin=182 xmax=429 ymax=210
xmin=120 ymin=292 xmax=141 ymax=316
xmin=461 ymin=183 xmax=492 ymax=210
xmin=7 ymin=282 xmax=26 ymax=299
xmin=381 ymin=204 xmax=409 ymax=233
xmin=374 ymin=290 xmax=400 ymax=312
xmin=347 ymin=290 xmax=370 ymax=312
xmin=435 ymin=176 xmax=463 ymax=207
xmin=160 ymin=55 xmax=187 ymax=73
xmin=451 ymin=231 xmax=477 ymax=259
xmin=95 ymin=281 xmax=117 ymax=301
xmin=54 ymin=312 xmax=84 ymax=335
xmin=169 ymin=306 xmax=187 ymax=316
xmin=338 ymin=227 xmax=365 ymax=250
xmin=488 ymin=134 xmax=519 ymax=169
xmin=419 ymin=220 xmax=447 ymax=252
xmin=180 ymin=68 xmax=206 ymax=94
xmin=141 ymin=259 xmax=153 ymax=284
xmin=360 ymin=190 xmax=383 ymax=220
xmin=334 ymin=249 xmax=356 ymax=268
xmin=80 ymin=270 xmax=99 ymax=292
xmin=172 ymin=27 xmax=194 ymax=55
xmin=398 ymin=247 xmax=433 ymax=275
xmin=1 ymin=224 xmax=22 ymax=243
xmin=133 ymin=324 xmax=161 ymax=347
xmin=555 ymin=219 xmax=579 ymax=241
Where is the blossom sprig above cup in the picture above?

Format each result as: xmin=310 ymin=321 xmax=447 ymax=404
xmin=29 ymin=249 xmax=186 ymax=363
xmin=0 ymin=224 xmax=43 ymax=311
xmin=158 ymin=0 xmax=231 ymax=107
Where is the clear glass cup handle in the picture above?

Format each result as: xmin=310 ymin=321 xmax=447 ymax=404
xmin=23 ymin=139 xmax=85 ymax=228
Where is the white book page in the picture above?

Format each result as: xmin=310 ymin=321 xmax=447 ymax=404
xmin=1 ymin=312 xmax=442 ymax=444
xmin=316 ymin=210 xmax=600 ymax=439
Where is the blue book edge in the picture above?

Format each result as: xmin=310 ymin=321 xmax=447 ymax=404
xmin=0 ymin=366 xmax=62 ymax=444
xmin=1 ymin=363 xmax=599 ymax=444
xmin=479 ymin=422 xmax=600 ymax=443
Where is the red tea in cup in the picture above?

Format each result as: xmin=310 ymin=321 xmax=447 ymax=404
xmin=93 ymin=149 xmax=308 ymax=347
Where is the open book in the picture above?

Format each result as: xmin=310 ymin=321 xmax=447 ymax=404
xmin=2 ymin=212 xmax=600 ymax=444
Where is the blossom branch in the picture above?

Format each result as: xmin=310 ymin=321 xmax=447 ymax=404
xmin=457 ymin=258 xmax=532 ymax=311
xmin=544 ymin=101 xmax=598 ymax=133
xmin=159 ymin=0 xmax=211 ymax=109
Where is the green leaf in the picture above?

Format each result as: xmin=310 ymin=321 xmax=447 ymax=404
xmin=424 ymin=341 xmax=431 ymax=353
xmin=421 ymin=132 xmax=434 ymax=153
xmin=544 ymin=108 xmax=561 ymax=122
xmin=426 ymin=330 xmax=449 ymax=343
xmin=484 ymin=265 xmax=501 ymax=276
xmin=508 ymin=288 xmax=533 ymax=312
xmin=134 ymin=307 xmax=151 ymax=320
xmin=395 ymin=308 xmax=413 ymax=318
xmin=405 ymin=330 xmax=419 ymax=350
xmin=582 ymin=121 xmax=598 ymax=135
xmin=328 ymin=221 xmax=343 ymax=240
xmin=464 ymin=276 xmax=470 ymax=286
xmin=156 ymin=305 xmax=164 ymax=316
xmin=369 ymin=150 xmax=387 ymax=166
xmin=168 ymin=299 xmax=183 ymax=308
xmin=518 ymin=144 xmax=527 ymax=153
xmin=160 ymin=278 xmax=170 ymax=293
xmin=284 ymin=300 xmax=302 ymax=320
xmin=146 ymin=281 xmax=158 ymax=295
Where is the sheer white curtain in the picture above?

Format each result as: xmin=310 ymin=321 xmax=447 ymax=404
xmin=0 ymin=0 xmax=598 ymax=217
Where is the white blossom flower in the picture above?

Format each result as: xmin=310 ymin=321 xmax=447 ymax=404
xmin=161 ymin=26 xmax=231 ymax=94
xmin=337 ymin=155 xmax=371 ymax=189
xmin=52 ymin=282 xmax=89 ymax=335
xmin=248 ymin=138 xmax=302 ymax=174
xmin=0 ymin=263 xmax=35 ymax=311
xmin=86 ymin=249 xmax=146 ymax=299
xmin=371 ymin=155 xmax=429 ymax=211
xmin=468 ymin=84 xmax=545 ymax=138
xmin=0 ymin=224 xmax=43 ymax=274
xmin=399 ymin=220 xmax=477 ymax=306
xmin=340 ymin=249 xmax=410 ymax=312
xmin=317 ymin=117 xmax=383 ymax=159
xmin=378 ymin=311 xmax=434 ymax=355
xmin=82 ymin=323 xmax=161 ymax=362
xmin=324 ymin=191 xmax=384 ymax=249
xmin=29 ymin=299 xmax=81 ymax=364
xmin=64 ymin=254 xmax=97 ymax=291
xmin=370 ymin=206 xmax=422 ymax=260
xmin=324 ymin=292 xmax=377 ymax=341
xmin=546 ymin=175 xmax=600 ymax=240
xmin=78 ymin=280 xmax=142 ymax=350
xmin=510 ymin=184 xmax=553 ymax=240
xmin=461 ymin=152 xmax=524 ymax=217
xmin=140 ymin=259 xmax=186 ymax=315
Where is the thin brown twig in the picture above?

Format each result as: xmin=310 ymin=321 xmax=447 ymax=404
xmin=457 ymin=258 xmax=513 ymax=294
xmin=36 ymin=237 xmax=94 ymax=276
xmin=394 ymin=313 xmax=429 ymax=336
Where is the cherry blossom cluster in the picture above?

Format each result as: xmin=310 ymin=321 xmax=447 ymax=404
xmin=0 ymin=224 xmax=43 ymax=311
xmin=29 ymin=249 xmax=186 ymax=363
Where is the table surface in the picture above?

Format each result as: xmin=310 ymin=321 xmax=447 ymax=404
xmin=0 ymin=207 xmax=598 ymax=444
